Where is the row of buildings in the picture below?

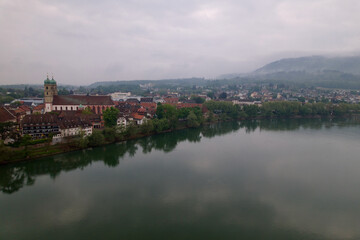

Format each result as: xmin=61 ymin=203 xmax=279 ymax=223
xmin=1 ymin=77 xmax=204 ymax=143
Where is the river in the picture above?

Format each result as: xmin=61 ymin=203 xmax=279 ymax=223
xmin=1 ymin=118 xmax=360 ymax=240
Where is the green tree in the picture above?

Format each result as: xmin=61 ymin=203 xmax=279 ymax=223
xmin=103 ymin=107 xmax=120 ymax=127
xmin=219 ymin=92 xmax=227 ymax=99
xmin=103 ymin=127 xmax=116 ymax=142
xmin=140 ymin=119 xmax=154 ymax=134
xmin=207 ymin=91 xmax=215 ymax=99
xmin=156 ymin=103 xmax=165 ymax=119
xmin=153 ymin=118 xmax=169 ymax=133
xmin=191 ymin=95 xmax=205 ymax=103
xmin=187 ymin=111 xmax=200 ymax=128
xmin=114 ymin=125 xmax=125 ymax=141
xmin=125 ymin=122 xmax=138 ymax=137
xmin=207 ymin=111 xmax=215 ymax=122
xmin=88 ymin=130 xmax=105 ymax=147
xmin=162 ymin=104 xmax=178 ymax=129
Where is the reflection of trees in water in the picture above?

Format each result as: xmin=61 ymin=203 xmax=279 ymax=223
xmin=244 ymin=117 xmax=360 ymax=133
xmin=202 ymin=122 xmax=241 ymax=138
xmin=1 ymin=118 xmax=359 ymax=194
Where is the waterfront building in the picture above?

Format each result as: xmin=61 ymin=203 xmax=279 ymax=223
xmin=21 ymin=113 xmax=94 ymax=140
xmin=21 ymin=114 xmax=61 ymax=139
xmin=43 ymin=76 xmax=114 ymax=114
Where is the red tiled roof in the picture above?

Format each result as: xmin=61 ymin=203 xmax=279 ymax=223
xmin=137 ymin=107 xmax=146 ymax=113
xmin=53 ymin=95 xmax=114 ymax=106
xmin=0 ymin=107 xmax=17 ymax=123
xmin=14 ymin=108 xmax=26 ymax=115
xmin=33 ymin=104 xmax=44 ymax=111
xmin=21 ymin=113 xmax=93 ymax=129
xmin=131 ymin=113 xmax=145 ymax=120
xmin=22 ymin=113 xmax=59 ymax=125
xmin=57 ymin=111 xmax=102 ymax=122
xmin=127 ymin=102 xmax=139 ymax=106
xmin=140 ymin=102 xmax=157 ymax=109
xmin=18 ymin=105 xmax=31 ymax=111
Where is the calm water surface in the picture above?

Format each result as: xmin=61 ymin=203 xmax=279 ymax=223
xmin=1 ymin=119 xmax=360 ymax=240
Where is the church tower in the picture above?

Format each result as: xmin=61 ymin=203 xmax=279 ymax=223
xmin=44 ymin=75 xmax=58 ymax=113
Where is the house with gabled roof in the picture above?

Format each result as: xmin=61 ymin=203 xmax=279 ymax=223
xmin=0 ymin=107 xmax=17 ymax=123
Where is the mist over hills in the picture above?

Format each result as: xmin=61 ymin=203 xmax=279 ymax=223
xmin=219 ymin=55 xmax=360 ymax=78
xmin=216 ymin=55 xmax=360 ymax=89
xmin=2 ymin=55 xmax=360 ymax=90
xmin=254 ymin=56 xmax=360 ymax=75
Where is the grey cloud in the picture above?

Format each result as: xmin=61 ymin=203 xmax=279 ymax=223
xmin=0 ymin=0 xmax=359 ymax=85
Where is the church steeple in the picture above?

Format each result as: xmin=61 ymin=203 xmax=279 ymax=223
xmin=44 ymin=74 xmax=58 ymax=113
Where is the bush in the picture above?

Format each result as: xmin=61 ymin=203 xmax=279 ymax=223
xmin=103 ymin=127 xmax=116 ymax=142
xmin=88 ymin=130 xmax=105 ymax=147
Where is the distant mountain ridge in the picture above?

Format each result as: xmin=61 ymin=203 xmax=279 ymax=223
xmin=218 ymin=55 xmax=360 ymax=79
xmin=215 ymin=55 xmax=360 ymax=89
xmin=254 ymin=55 xmax=360 ymax=75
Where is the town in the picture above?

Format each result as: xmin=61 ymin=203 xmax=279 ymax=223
xmin=1 ymin=75 xmax=360 ymax=160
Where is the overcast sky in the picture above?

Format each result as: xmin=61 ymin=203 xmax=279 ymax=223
xmin=0 ymin=0 xmax=359 ymax=85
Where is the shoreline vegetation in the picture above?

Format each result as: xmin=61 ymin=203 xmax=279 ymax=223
xmin=1 ymin=101 xmax=360 ymax=165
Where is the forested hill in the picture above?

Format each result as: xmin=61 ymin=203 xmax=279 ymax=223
xmin=254 ymin=56 xmax=360 ymax=75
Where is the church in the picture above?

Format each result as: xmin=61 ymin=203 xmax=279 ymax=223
xmin=44 ymin=76 xmax=114 ymax=114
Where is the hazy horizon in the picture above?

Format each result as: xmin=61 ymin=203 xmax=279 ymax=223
xmin=1 ymin=0 xmax=360 ymax=85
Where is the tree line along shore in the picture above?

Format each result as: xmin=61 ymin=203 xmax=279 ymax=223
xmin=1 ymin=100 xmax=360 ymax=164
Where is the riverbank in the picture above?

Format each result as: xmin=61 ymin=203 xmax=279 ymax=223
xmin=1 ymin=113 xmax=357 ymax=165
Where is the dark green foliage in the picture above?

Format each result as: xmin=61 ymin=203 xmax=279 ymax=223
xmin=69 ymin=133 xmax=89 ymax=148
xmin=103 ymin=107 xmax=120 ymax=127
xmin=156 ymin=103 xmax=165 ymax=119
xmin=124 ymin=123 xmax=138 ymax=137
xmin=0 ymin=95 xmax=15 ymax=104
xmin=178 ymin=108 xmax=191 ymax=120
xmin=162 ymin=104 xmax=178 ymax=129
xmin=140 ymin=119 xmax=154 ymax=134
xmin=103 ymin=127 xmax=116 ymax=142
xmin=88 ymin=130 xmax=105 ymax=147
xmin=114 ymin=126 xmax=125 ymax=141
xmin=207 ymin=91 xmax=215 ymax=99
xmin=204 ymin=101 xmax=239 ymax=119
xmin=58 ymin=88 xmax=70 ymax=95
xmin=219 ymin=92 xmax=227 ymax=99
xmin=191 ymin=95 xmax=205 ymax=103
xmin=187 ymin=111 xmax=200 ymax=128
xmin=152 ymin=119 xmax=169 ymax=133
xmin=20 ymin=135 xmax=34 ymax=146
xmin=261 ymin=102 xmax=300 ymax=117
xmin=205 ymin=100 xmax=360 ymax=120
